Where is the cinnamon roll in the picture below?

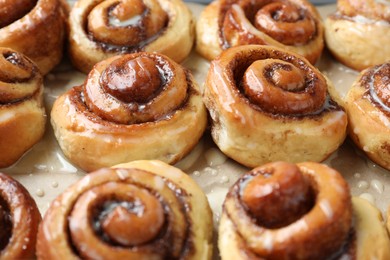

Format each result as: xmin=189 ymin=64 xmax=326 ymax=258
xmin=69 ymin=0 xmax=195 ymax=74
xmin=0 ymin=0 xmax=68 ymax=75
xmin=219 ymin=161 xmax=390 ymax=259
xmin=0 ymin=47 xmax=46 ymax=168
xmin=0 ymin=172 xmax=41 ymax=259
xmin=196 ymin=0 xmax=324 ymax=64
xmin=345 ymin=62 xmax=390 ymax=170
xmin=51 ymin=52 xmax=207 ymax=172
xmin=325 ymin=0 xmax=390 ymax=71
xmin=203 ymin=45 xmax=347 ymax=168
xmin=37 ymin=160 xmax=213 ymax=259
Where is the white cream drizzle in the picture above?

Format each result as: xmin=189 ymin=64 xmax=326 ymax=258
xmin=109 ymin=15 xmax=142 ymax=27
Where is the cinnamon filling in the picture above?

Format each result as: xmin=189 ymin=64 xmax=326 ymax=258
xmin=219 ymin=0 xmax=317 ymax=48
xmin=237 ymin=57 xmax=326 ymax=115
xmin=0 ymin=196 xmax=12 ymax=251
xmin=0 ymin=51 xmax=35 ymax=83
xmin=362 ymin=63 xmax=390 ymax=115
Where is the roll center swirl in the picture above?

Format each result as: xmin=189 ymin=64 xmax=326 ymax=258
xmin=242 ymin=59 xmax=324 ymax=115
xmin=369 ymin=63 xmax=390 ymax=108
xmin=88 ymin=0 xmax=168 ymax=46
xmin=99 ymin=189 xmax=164 ymax=246
xmin=241 ymin=161 xmax=313 ymax=228
xmin=0 ymin=51 xmax=34 ymax=83
xmin=253 ymin=2 xmax=316 ymax=45
xmin=101 ymin=56 xmax=162 ymax=103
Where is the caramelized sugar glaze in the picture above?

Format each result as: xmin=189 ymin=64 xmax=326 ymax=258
xmin=345 ymin=62 xmax=390 ymax=171
xmin=0 ymin=0 xmax=68 ymax=75
xmin=203 ymin=45 xmax=347 ymax=168
xmin=220 ymin=162 xmax=354 ymax=259
xmin=51 ymin=52 xmax=207 ymax=172
xmin=196 ymin=0 xmax=324 ymax=63
xmin=0 ymin=48 xmax=46 ymax=168
xmin=37 ymin=161 xmax=213 ymax=259
xmin=0 ymin=173 xmax=41 ymax=259
xmin=219 ymin=161 xmax=390 ymax=259
xmin=69 ymin=0 xmax=195 ymax=73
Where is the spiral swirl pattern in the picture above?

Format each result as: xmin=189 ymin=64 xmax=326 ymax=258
xmin=0 ymin=0 xmax=68 ymax=74
xmin=0 ymin=172 xmax=41 ymax=259
xmin=203 ymin=45 xmax=347 ymax=167
xmin=345 ymin=62 xmax=390 ymax=170
xmin=51 ymin=52 xmax=207 ymax=172
xmin=37 ymin=161 xmax=213 ymax=260
xmin=219 ymin=162 xmax=353 ymax=259
xmin=0 ymin=48 xmax=46 ymax=168
xmin=196 ymin=0 xmax=324 ymax=63
xmin=69 ymin=0 xmax=194 ymax=73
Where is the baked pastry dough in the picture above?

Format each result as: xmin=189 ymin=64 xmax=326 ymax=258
xmin=0 ymin=0 xmax=68 ymax=75
xmin=203 ymin=45 xmax=347 ymax=168
xmin=69 ymin=0 xmax=195 ymax=73
xmin=51 ymin=52 xmax=207 ymax=172
xmin=0 ymin=172 xmax=41 ymax=259
xmin=219 ymin=161 xmax=390 ymax=259
xmin=196 ymin=0 xmax=324 ymax=64
xmin=325 ymin=0 xmax=390 ymax=71
xmin=345 ymin=62 xmax=390 ymax=170
xmin=0 ymin=48 xmax=46 ymax=168
xmin=37 ymin=160 xmax=213 ymax=259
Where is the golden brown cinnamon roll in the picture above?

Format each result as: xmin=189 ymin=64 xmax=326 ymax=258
xmin=69 ymin=0 xmax=195 ymax=74
xmin=0 ymin=172 xmax=41 ymax=259
xmin=325 ymin=0 xmax=390 ymax=71
xmin=0 ymin=0 xmax=68 ymax=75
xmin=37 ymin=160 xmax=213 ymax=260
xmin=219 ymin=161 xmax=390 ymax=260
xmin=196 ymin=0 xmax=324 ymax=64
xmin=203 ymin=45 xmax=347 ymax=168
xmin=51 ymin=52 xmax=207 ymax=172
xmin=345 ymin=62 xmax=390 ymax=170
xmin=0 ymin=47 xmax=46 ymax=168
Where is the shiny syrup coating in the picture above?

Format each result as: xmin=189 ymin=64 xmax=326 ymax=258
xmin=219 ymin=0 xmax=317 ymax=48
xmin=88 ymin=0 xmax=168 ymax=49
xmin=242 ymin=162 xmax=314 ymax=228
xmin=253 ymin=2 xmax=316 ymax=45
xmin=362 ymin=63 xmax=390 ymax=115
xmin=0 ymin=51 xmax=35 ymax=83
xmin=100 ymin=56 xmax=162 ymax=103
xmin=0 ymin=0 xmax=36 ymax=28
xmin=96 ymin=190 xmax=165 ymax=246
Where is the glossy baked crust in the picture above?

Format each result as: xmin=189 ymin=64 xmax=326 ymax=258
xmin=218 ymin=161 xmax=390 ymax=259
xmin=0 ymin=48 xmax=46 ymax=168
xmin=0 ymin=0 xmax=68 ymax=75
xmin=0 ymin=172 xmax=41 ymax=259
xmin=51 ymin=52 xmax=207 ymax=172
xmin=325 ymin=0 xmax=390 ymax=71
xmin=69 ymin=0 xmax=195 ymax=73
xmin=345 ymin=62 xmax=390 ymax=170
xmin=196 ymin=0 xmax=324 ymax=64
xmin=37 ymin=160 xmax=213 ymax=259
xmin=203 ymin=45 xmax=347 ymax=168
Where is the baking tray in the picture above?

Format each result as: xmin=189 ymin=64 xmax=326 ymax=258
xmin=2 ymin=2 xmax=389 ymax=241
